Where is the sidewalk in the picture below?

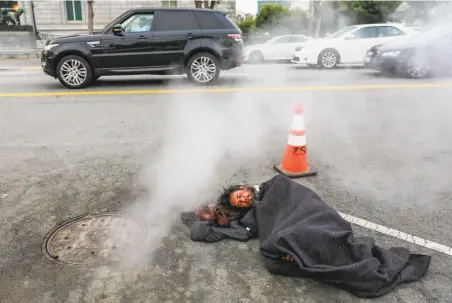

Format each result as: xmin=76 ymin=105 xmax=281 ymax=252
xmin=0 ymin=49 xmax=40 ymax=59
xmin=0 ymin=31 xmax=43 ymax=59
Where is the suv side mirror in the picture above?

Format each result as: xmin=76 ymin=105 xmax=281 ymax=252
xmin=112 ymin=24 xmax=124 ymax=35
xmin=345 ymin=34 xmax=356 ymax=40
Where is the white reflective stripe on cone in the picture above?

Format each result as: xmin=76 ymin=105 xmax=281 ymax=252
xmin=288 ymin=134 xmax=306 ymax=146
xmin=291 ymin=115 xmax=305 ymax=131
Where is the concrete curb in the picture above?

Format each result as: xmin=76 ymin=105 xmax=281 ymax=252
xmin=0 ymin=50 xmax=41 ymax=59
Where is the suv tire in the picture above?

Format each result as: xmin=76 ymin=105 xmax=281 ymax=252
xmin=56 ymin=55 xmax=93 ymax=89
xmin=186 ymin=52 xmax=220 ymax=85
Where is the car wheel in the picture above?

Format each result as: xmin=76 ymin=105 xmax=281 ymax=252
xmin=186 ymin=52 xmax=220 ymax=86
xmin=56 ymin=55 xmax=93 ymax=89
xmin=318 ymin=49 xmax=339 ymax=69
xmin=249 ymin=51 xmax=264 ymax=64
xmin=406 ymin=63 xmax=429 ymax=79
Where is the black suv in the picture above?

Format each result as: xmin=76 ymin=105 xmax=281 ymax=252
xmin=41 ymin=8 xmax=244 ymax=89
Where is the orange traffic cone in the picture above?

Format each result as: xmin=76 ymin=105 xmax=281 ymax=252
xmin=274 ymin=103 xmax=317 ymax=178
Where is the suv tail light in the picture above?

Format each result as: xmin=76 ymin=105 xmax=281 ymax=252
xmin=227 ymin=34 xmax=243 ymax=42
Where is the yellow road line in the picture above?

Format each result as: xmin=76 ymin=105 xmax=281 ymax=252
xmin=1 ymin=82 xmax=452 ymax=98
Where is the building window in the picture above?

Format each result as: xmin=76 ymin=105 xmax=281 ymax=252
xmin=162 ymin=1 xmax=177 ymax=8
xmin=66 ymin=0 xmax=83 ymax=21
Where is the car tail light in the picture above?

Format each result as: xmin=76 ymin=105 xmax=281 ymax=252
xmin=228 ymin=34 xmax=243 ymax=42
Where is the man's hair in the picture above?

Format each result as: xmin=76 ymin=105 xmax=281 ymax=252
xmin=216 ymin=184 xmax=258 ymax=206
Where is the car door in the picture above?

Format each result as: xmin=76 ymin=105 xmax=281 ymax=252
xmin=150 ymin=10 xmax=202 ymax=68
xmin=97 ymin=12 xmax=155 ymax=70
xmin=340 ymin=26 xmax=380 ymax=64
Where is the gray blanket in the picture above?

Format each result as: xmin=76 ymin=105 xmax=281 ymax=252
xmin=241 ymin=175 xmax=431 ymax=298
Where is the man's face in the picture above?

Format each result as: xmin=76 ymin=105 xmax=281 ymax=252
xmin=229 ymin=187 xmax=254 ymax=208
xmin=139 ymin=19 xmax=147 ymax=28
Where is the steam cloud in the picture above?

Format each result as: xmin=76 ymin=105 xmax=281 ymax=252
xmin=104 ymin=2 xmax=452 ymax=270
xmin=107 ymin=69 xmax=299 ymax=270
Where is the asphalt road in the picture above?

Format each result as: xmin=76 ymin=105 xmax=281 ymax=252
xmin=1 ymin=59 xmax=452 ymax=303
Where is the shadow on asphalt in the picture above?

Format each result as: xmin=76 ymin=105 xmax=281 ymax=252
xmin=40 ymin=76 xmax=250 ymax=91
xmin=360 ymin=71 xmax=400 ymax=79
xmin=291 ymin=65 xmax=363 ymax=70
xmin=94 ymin=77 xmax=249 ymax=88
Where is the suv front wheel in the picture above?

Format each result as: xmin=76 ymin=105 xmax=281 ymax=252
xmin=186 ymin=52 xmax=220 ymax=85
xmin=56 ymin=55 xmax=93 ymax=89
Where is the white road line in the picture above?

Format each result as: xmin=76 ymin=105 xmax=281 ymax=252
xmin=338 ymin=212 xmax=452 ymax=256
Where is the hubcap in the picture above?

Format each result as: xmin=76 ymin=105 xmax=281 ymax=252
xmin=408 ymin=63 xmax=427 ymax=78
xmin=191 ymin=57 xmax=216 ymax=83
xmin=321 ymin=52 xmax=337 ymax=68
xmin=61 ymin=59 xmax=87 ymax=86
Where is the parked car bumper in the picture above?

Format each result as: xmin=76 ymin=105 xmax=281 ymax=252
xmin=291 ymin=55 xmax=306 ymax=65
xmin=222 ymin=56 xmax=243 ymax=70
xmin=363 ymin=52 xmax=377 ymax=69
xmin=372 ymin=55 xmax=408 ymax=74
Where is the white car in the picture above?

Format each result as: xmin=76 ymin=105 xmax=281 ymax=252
xmin=291 ymin=23 xmax=419 ymax=68
xmin=244 ymin=34 xmax=311 ymax=63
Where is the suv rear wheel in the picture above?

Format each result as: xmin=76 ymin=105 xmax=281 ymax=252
xmin=186 ymin=52 xmax=220 ymax=85
xmin=56 ymin=55 xmax=93 ymax=89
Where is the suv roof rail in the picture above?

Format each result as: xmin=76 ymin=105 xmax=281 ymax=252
xmin=132 ymin=7 xmax=223 ymax=13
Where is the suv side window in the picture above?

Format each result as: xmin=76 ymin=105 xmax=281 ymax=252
xmin=122 ymin=13 xmax=154 ymax=33
xmin=378 ymin=26 xmax=404 ymax=37
xmin=192 ymin=11 xmax=235 ymax=30
xmin=155 ymin=11 xmax=198 ymax=31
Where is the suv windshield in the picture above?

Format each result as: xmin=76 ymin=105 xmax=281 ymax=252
xmin=329 ymin=26 xmax=358 ymax=38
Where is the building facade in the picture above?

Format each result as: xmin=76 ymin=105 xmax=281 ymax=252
xmin=17 ymin=0 xmax=236 ymax=36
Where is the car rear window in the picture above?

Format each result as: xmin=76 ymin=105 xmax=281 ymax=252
xmin=192 ymin=11 xmax=238 ymax=30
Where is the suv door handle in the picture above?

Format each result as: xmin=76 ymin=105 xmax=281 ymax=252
xmin=186 ymin=33 xmax=196 ymax=39
xmin=136 ymin=35 xmax=147 ymax=40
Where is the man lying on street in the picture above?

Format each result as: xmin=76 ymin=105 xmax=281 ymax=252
xmin=180 ymin=184 xmax=260 ymax=243
xmin=180 ymin=175 xmax=431 ymax=299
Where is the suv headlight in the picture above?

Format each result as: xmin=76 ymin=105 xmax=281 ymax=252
xmin=44 ymin=44 xmax=59 ymax=51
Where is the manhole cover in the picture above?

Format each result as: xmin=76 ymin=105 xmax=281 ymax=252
xmin=43 ymin=213 xmax=147 ymax=266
